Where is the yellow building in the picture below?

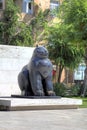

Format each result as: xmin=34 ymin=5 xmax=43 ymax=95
xmin=0 ymin=0 xmax=51 ymax=22
xmin=0 ymin=0 xmax=62 ymax=22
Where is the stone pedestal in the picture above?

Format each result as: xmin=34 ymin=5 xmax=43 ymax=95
xmin=0 ymin=97 xmax=82 ymax=111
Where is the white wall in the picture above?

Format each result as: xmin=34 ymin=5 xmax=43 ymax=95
xmin=0 ymin=45 xmax=35 ymax=96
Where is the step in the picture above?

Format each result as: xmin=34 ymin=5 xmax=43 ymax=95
xmin=0 ymin=97 xmax=82 ymax=111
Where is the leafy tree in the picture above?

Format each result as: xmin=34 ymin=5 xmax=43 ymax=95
xmin=47 ymin=24 xmax=84 ymax=82
xmin=58 ymin=0 xmax=87 ymax=96
xmin=30 ymin=9 xmax=50 ymax=45
xmin=11 ymin=22 xmax=33 ymax=46
xmin=0 ymin=0 xmax=19 ymax=44
xmin=59 ymin=0 xmax=87 ymax=43
xmin=0 ymin=0 xmax=51 ymax=46
xmin=0 ymin=0 xmax=33 ymax=46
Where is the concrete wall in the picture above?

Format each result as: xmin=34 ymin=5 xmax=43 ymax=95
xmin=0 ymin=45 xmax=35 ymax=96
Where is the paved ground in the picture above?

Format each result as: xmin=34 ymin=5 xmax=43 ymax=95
xmin=0 ymin=108 xmax=87 ymax=130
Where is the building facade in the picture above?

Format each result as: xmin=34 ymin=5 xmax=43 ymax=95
xmin=0 ymin=0 xmax=62 ymax=21
xmin=0 ymin=0 xmax=51 ymax=22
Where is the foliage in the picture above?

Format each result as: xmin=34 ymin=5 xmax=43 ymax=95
xmin=70 ymin=84 xmax=82 ymax=96
xmin=54 ymin=83 xmax=85 ymax=97
xmin=47 ymin=24 xmax=84 ymax=68
xmin=58 ymin=0 xmax=87 ymax=96
xmin=0 ymin=1 xmax=51 ymax=46
xmin=45 ymin=0 xmax=87 ymax=83
xmin=30 ymin=9 xmax=50 ymax=44
xmin=0 ymin=0 xmax=33 ymax=46
xmin=47 ymin=24 xmax=84 ymax=82
xmin=59 ymin=0 xmax=87 ymax=47
xmin=54 ymin=83 xmax=68 ymax=96
xmin=11 ymin=23 xmax=33 ymax=46
xmin=0 ymin=22 xmax=4 ymax=43
xmin=0 ymin=0 xmax=19 ymax=44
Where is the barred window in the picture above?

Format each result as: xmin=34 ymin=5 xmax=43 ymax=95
xmin=23 ymin=0 xmax=33 ymax=14
xmin=50 ymin=1 xmax=59 ymax=10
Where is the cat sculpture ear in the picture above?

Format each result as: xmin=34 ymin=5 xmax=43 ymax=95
xmin=43 ymin=45 xmax=45 ymax=47
xmin=36 ymin=45 xmax=45 ymax=47
xmin=36 ymin=44 xmax=38 ymax=47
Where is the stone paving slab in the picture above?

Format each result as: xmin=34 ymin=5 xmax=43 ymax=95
xmin=0 ymin=97 xmax=82 ymax=110
xmin=0 ymin=109 xmax=87 ymax=130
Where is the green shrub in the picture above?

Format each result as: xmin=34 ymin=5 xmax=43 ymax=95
xmin=54 ymin=83 xmax=84 ymax=97
xmin=69 ymin=85 xmax=80 ymax=96
xmin=54 ymin=83 xmax=68 ymax=97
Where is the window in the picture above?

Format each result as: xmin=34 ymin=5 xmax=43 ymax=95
xmin=23 ymin=0 xmax=33 ymax=14
xmin=74 ymin=64 xmax=86 ymax=81
xmin=0 ymin=0 xmax=3 ymax=10
xmin=50 ymin=0 xmax=59 ymax=10
xmin=50 ymin=1 xmax=59 ymax=16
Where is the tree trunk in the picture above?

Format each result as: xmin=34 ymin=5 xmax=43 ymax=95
xmin=81 ymin=66 xmax=87 ymax=97
xmin=57 ymin=65 xmax=64 ymax=83
xmin=81 ymin=48 xmax=87 ymax=97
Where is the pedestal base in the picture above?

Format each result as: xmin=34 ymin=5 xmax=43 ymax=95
xmin=0 ymin=96 xmax=82 ymax=111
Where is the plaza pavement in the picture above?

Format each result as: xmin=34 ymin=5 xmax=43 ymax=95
xmin=0 ymin=108 xmax=87 ymax=130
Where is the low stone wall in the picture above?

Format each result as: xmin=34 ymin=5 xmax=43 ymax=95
xmin=0 ymin=45 xmax=35 ymax=96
